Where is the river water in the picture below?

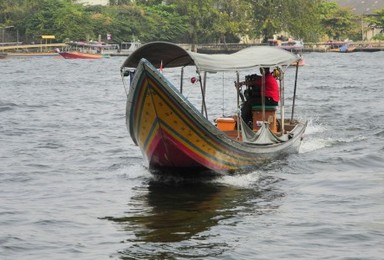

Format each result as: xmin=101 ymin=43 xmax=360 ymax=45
xmin=1 ymin=51 xmax=383 ymax=259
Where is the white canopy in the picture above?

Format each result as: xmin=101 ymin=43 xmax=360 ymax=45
xmin=121 ymin=41 xmax=300 ymax=72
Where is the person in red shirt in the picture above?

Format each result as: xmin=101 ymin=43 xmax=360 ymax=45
xmin=253 ymin=67 xmax=279 ymax=105
xmin=241 ymin=67 xmax=279 ymax=125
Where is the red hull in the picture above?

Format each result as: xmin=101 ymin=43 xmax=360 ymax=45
xmin=59 ymin=51 xmax=103 ymax=59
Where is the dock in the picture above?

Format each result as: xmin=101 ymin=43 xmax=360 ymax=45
xmin=0 ymin=43 xmax=67 ymax=52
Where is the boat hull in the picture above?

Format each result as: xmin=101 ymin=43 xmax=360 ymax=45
xmin=126 ymin=59 xmax=306 ymax=175
xmin=329 ymin=47 xmax=355 ymax=53
xmin=59 ymin=51 xmax=106 ymax=59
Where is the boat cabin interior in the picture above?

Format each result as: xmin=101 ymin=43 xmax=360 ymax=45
xmin=213 ymin=66 xmax=301 ymax=142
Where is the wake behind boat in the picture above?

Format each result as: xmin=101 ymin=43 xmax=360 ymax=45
xmin=121 ymin=42 xmax=307 ymax=175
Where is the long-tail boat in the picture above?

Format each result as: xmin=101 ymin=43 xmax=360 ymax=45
xmin=58 ymin=41 xmax=112 ymax=59
xmin=120 ymin=42 xmax=307 ymax=175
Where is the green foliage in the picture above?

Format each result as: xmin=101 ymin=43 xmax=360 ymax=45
xmin=105 ymin=4 xmax=146 ymax=42
xmin=249 ymin=0 xmax=324 ymax=42
xmin=318 ymin=1 xmax=359 ymax=41
xmin=211 ymin=0 xmax=253 ymax=44
xmin=372 ymin=34 xmax=384 ymax=40
xmin=0 ymin=0 xmax=373 ymax=44
xmin=141 ymin=4 xmax=189 ymax=42
xmin=250 ymin=0 xmax=284 ymax=42
xmin=367 ymin=8 xmax=384 ymax=38
xmin=283 ymin=0 xmax=323 ymax=42
xmin=169 ymin=0 xmax=216 ymax=45
xmin=1 ymin=0 xmax=95 ymax=42
xmin=166 ymin=0 xmax=253 ymax=45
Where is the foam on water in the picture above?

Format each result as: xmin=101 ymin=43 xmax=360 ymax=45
xmin=299 ymin=118 xmax=328 ymax=153
xmin=214 ymin=171 xmax=261 ymax=188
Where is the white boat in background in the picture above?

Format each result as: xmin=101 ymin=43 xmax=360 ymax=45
xmin=269 ymin=39 xmax=305 ymax=66
xmin=110 ymin=41 xmax=141 ymax=56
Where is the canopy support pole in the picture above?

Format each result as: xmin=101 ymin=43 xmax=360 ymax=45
xmin=236 ymin=71 xmax=241 ymax=140
xmin=291 ymin=61 xmax=299 ymax=122
xmin=199 ymin=71 xmax=208 ymax=119
xmin=261 ymin=68 xmax=266 ymax=122
xmin=279 ymin=68 xmax=285 ymax=134
xmin=222 ymin=72 xmax=225 ymax=116
xmin=180 ymin=67 xmax=184 ymax=93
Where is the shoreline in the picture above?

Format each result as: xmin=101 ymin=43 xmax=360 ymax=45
xmin=1 ymin=41 xmax=383 ymax=58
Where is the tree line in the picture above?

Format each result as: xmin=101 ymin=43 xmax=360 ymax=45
xmin=1 ymin=0 xmax=383 ymax=45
